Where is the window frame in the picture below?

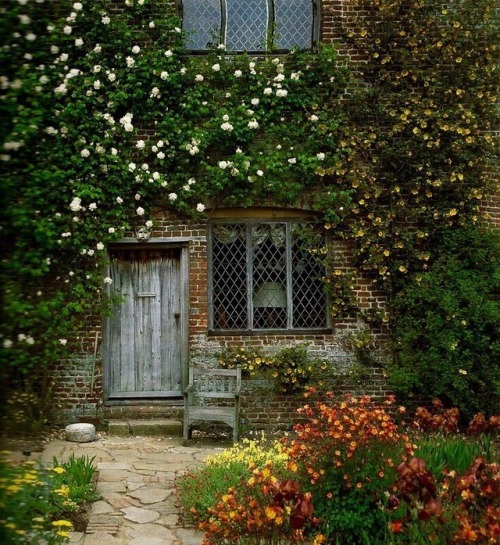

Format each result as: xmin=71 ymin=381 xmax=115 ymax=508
xmin=176 ymin=0 xmax=321 ymax=54
xmin=207 ymin=218 xmax=331 ymax=335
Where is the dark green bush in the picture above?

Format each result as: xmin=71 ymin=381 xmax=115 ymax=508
xmin=391 ymin=227 xmax=500 ymax=419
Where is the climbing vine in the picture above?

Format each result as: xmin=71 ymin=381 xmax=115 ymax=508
xmin=0 ymin=0 xmax=497 ymax=416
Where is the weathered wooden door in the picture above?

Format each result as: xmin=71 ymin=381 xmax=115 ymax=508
xmin=104 ymin=248 xmax=187 ymax=398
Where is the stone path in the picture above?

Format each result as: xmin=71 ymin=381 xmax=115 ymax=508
xmin=38 ymin=435 xmax=226 ymax=545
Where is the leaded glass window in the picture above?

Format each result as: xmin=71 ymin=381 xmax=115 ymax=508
xmin=209 ymin=221 xmax=328 ymax=332
xmin=179 ymin=0 xmax=318 ymax=52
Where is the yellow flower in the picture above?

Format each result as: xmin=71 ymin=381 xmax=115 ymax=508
xmin=52 ymin=467 xmax=65 ymax=475
xmin=459 ymin=369 xmax=468 ymax=375
xmin=52 ymin=520 xmax=73 ymax=528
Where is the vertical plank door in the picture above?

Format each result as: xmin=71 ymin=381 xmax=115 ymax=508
xmin=105 ymin=249 xmax=184 ymax=398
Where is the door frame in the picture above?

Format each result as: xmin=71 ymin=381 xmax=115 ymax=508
xmin=102 ymin=238 xmax=190 ymax=401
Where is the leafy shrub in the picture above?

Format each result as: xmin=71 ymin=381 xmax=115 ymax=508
xmin=283 ymin=392 xmax=411 ymax=544
xmin=391 ymin=227 xmax=500 ymax=419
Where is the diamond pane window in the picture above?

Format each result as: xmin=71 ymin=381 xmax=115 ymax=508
xmin=274 ymin=0 xmax=314 ymax=50
xmin=179 ymin=1 xmax=318 ymax=52
xmin=182 ymin=0 xmax=222 ymax=50
xmin=209 ymin=221 xmax=328 ymax=332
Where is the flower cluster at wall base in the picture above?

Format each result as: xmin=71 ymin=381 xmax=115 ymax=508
xmin=0 ymin=0 xmax=498 ymax=422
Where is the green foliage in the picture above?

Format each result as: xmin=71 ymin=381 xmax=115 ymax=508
xmin=415 ymin=435 xmax=493 ymax=479
xmin=177 ymin=436 xmax=289 ymax=524
xmin=0 ymin=0 xmax=498 ymax=424
xmin=0 ymin=452 xmax=97 ymax=545
xmin=51 ymin=454 xmax=99 ymax=506
xmin=218 ymin=344 xmax=329 ymax=394
xmin=390 ymin=228 xmax=500 ymax=418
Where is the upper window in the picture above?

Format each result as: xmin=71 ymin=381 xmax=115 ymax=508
xmin=208 ymin=221 xmax=328 ymax=332
xmin=179 ymin=0 xmax=318 ymax=52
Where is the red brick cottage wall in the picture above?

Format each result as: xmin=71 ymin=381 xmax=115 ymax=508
xmin=50 ymin=0 xmax=499 ymax=429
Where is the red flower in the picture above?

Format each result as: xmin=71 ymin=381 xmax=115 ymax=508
xmin=390 ymin=520 xmax=404 ymax=534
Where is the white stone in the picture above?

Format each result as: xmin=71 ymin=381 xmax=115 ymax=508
xmin=65 ymin=423 xmax=96 ymax=442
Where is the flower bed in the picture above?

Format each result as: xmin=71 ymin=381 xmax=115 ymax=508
xmin=0 ymin=452 xmax=99 ymax=544
xmin=176 ymin=392 xmax=499 ymax=545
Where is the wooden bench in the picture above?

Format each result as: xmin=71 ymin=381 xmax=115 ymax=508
xmin=183 ymin=365 xmax=241 ymax=443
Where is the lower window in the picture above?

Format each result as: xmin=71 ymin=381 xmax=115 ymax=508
xmin=209 ymin=221 xmax=328 ymax=332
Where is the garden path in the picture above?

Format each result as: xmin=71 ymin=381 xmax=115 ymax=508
xmin=39 ymin=434 xmax=225 ymax=545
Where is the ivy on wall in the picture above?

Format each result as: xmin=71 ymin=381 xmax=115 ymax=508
xmin=0 ymin=0 xmax=497 ymax=416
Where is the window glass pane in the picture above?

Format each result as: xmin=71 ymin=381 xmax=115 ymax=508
xmin=225 ymin=0 xmax=269 ymax=52
xmin=212 ymin=225 xmax=248 ymax=329
xmin=291 ymin=224 xmax=327 ymax=328
xmin=183 ymin=0 xmax=222 ymax=50
xmin=252 ymin=224 xmax=287 ymax=329
xmin=274 ymin=0 xmax=313 ymax=50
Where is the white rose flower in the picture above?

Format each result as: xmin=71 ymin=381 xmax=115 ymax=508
xmin=149 ymin=21 xmax=155 ymax=29
xmin=317 ymin=152 xmax=326 ymax=161
xmin=87 ymin=249 xmax=95 ymax=256
xmin=108 ymin=227 xmax=116 ymax=233
xmin=248 ymin=119 xmax=259 ymax=130
xmin=126 ymin=56 xmax=135 ymax=68
xmin=220 ymin=122 xmax=233 ymax=132
xmin=63 ymin=25 xmax=72 ymax=35
xmin=160 ymin=71 xmax=169 ymax=80
xmin=164 ymin=49 xmax=173 ymax=57
xmin=94 ymin=44 xmax=102 ymax=53
xmin=152 ymin=172 xmax=160 ymax=180
xmin=135 ymin=193 xmax=141 ymax=200
xmin=263 ymin=87 xmax=272 ymax=95
xmin=73 ymin=2 xmax=83 ymax=10
xmin=128 ymin=162 xmax=136 ymax=172
xmin=218 ymin=161 xmax=228 ymax=169
xmin=222 ymin=114 xmax=230 ymax=122
xmin=132 ymin=45 xmax=140 ymax=54
xmin=310 ymin=114 xmax=319 ymax=122
xmin=195 ymin=74 xmax=204 ymax=82
xmin=288 ymin=158 xmax=297 ymax=164
xmin=145 ymin=220 xmax=153 ymax=228
xmin=251 ymin=98 xmax=260 ymax=106
xmin=102 ymin=16 xmax=111 ymax=25
xmin=136 ymin=207 xmax=145 ymax=216
xmin=107 ymin=72 xmax=116 ymax=82
xmin=276 ymin=89 xmax=288 ymax=97
xmin=257 ymin=169 xmax=264 ymax=177
xmin=59 ymin=339 xmax=68 ymax=345
xmin=234 ymin=70 xmax=242 ymax=77
xmin=93 ymin=79 xmax=101 ymax=90
xmin=89 ymin=202 xmax=97 ymax=211
xmin=75 ymin=38 xmax=83 ymax=47
xmin=97 ymin=242 xmax=105 ymax=250
xmin=80 ymin=149 xmax=90 ymax=158
xmin=103 ymin=277 xmax=113 ymax=284
xmin=111 ymin=148 xmax=118 ymax=155
xmin=157 ymin=151 xmax=165 ymax=159
xmin=70 ymin=197 xmax=82 ymax=212
xmin=196 ymin=203 xmax=205 ymax=212
xmin=168 ymin=193 xmax=178 ymax=201
xmin=136 ymin=140 xmax=145 ymax=149
xmin=116 ymin=197 xmax=123 ymax=204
